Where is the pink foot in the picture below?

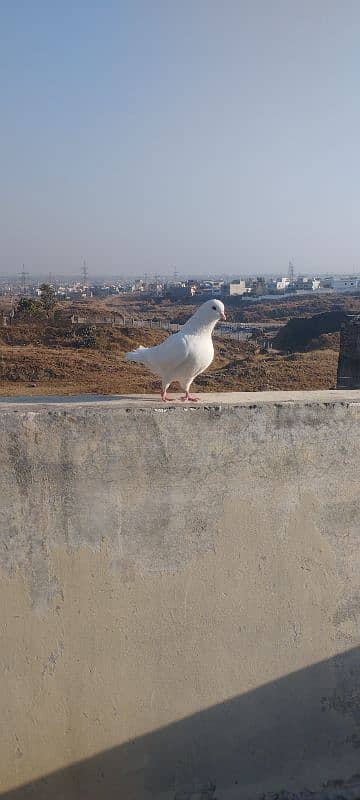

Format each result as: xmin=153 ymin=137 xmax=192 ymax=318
xmin=181 ymin=393 xmax=200 ymax=402
xmin=161 ymin=390 xmax=174 ymax=402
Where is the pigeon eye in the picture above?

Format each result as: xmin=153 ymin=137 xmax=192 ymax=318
xmin=212 ymin=305 xmax=217 ymax=310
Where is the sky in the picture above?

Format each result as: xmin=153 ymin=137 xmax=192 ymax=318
xmin=1 ymin=0 xmax=360 ymax=278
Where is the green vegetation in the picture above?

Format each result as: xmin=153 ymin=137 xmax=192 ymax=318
xmin=16 ymin=284 xmax=56 ymax=319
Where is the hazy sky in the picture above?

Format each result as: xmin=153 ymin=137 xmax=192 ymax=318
xmin=1 ymin=1 xmax=360 ymax=277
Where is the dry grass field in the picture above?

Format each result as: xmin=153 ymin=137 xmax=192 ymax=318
xmin=0 ymin=291 xmax=343 ymax=396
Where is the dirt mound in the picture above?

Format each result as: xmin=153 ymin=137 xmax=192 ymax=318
xmin=274 ymin=311 xmax=346 ymax=352
xmin=0 ymin=320 xmax=167 ymax=352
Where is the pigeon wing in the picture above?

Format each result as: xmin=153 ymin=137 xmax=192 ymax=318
xmin=143 ymin=332 xmax=190 ymax=377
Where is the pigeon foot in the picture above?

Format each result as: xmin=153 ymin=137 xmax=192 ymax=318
xmin=161 ymin=390 xmax=174 ymax=402
xmin=181 ymin=393 xmax=200 ymax=402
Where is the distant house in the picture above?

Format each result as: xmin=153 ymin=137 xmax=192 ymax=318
xmin=332 ymin=278 xmax=360 ymax=293
xmin=295 ymin=277 xmax=321 ymax=291
xmin=229 ymin=280 xmax=247 ymax=296
xmin=276 ymin=277 xmax=291 ymax=291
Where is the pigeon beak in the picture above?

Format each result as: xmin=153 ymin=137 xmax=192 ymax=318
xmin=220 ymin=312 xmax=226 ymax=321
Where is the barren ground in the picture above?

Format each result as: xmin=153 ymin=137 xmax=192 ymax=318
xmin=0 ymin=291 xmax=344 ymax=396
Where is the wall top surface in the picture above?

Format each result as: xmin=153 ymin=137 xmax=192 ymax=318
xmin=0 ymin=389 xmax=360 ymax=412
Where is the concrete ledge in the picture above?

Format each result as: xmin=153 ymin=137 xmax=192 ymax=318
xmin=1 ymin=390 xmax=360 ymax=799
xmin=0 ymin=388 xmax=360 ymax=409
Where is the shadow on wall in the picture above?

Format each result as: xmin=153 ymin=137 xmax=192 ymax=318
xmin=2 ymin=647 xmax=360 ymax=800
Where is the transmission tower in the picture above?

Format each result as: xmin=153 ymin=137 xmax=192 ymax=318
xmin=82 ymin=260 xmax=88 ymax=286
xmin=287 ymin=260 xmax=295 ymax=283
xmin=18 ymin=265 xmax=30 ymax=294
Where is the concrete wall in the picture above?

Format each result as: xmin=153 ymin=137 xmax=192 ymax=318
xmin=1 ymin=391 xmax=360 ymax=800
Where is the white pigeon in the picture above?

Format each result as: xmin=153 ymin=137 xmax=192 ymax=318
xmin=125 ymin=298 xmax=226 ymax=401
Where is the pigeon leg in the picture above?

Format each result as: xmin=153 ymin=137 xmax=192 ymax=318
xmin=181 ymin=391 xmax=200 ymax=402
xmin=161 ymin=386 xmax=174 ymax=402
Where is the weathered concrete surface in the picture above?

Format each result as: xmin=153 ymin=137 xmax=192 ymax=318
xmin=1 ymin=391 xmax=360 ymax=800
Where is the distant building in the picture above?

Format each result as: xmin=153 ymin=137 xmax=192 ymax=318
xmin=147 ymin=282 xmax=164 ymax=297
xmin=197 ymin=281 xmax=224 ymax=297
xmin=229 ymin=280 xmax=247 ymax=296
xmin=296 ymin=277 xmax=321 ymax=291
xmin=276 ymin=277 xmax=290 ymax=291
xmin=131 ymin=280 xmax=145 ymax=293
xmin=332 ymin=277 xmax=360 ymax=293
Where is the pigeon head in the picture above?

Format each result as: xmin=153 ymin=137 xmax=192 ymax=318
xmin=200 ymin=299 xmax=226 ymax=323
xmin=184 ymin=298 xmax=226 ymax=333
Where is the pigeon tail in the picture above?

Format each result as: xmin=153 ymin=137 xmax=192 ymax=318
xmin=125 ymin=345 xmax=148 ymax=363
